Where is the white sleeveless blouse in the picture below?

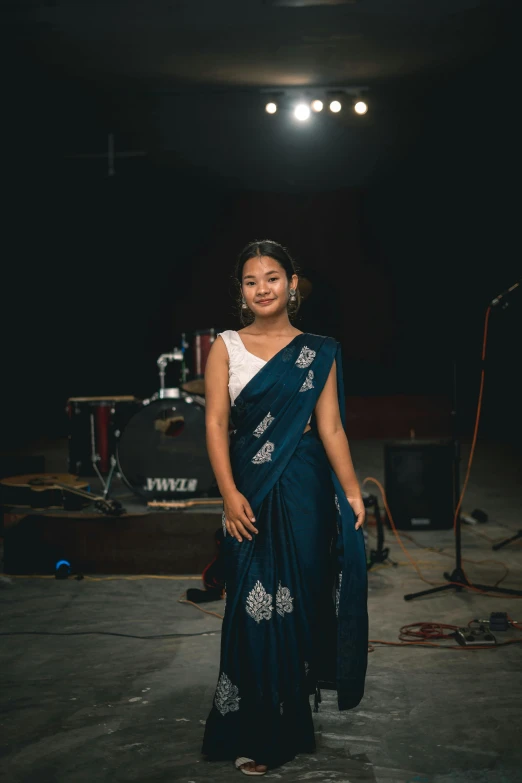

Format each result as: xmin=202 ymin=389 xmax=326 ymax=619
xmin=217 ymin=330 xmax=312 ymax=423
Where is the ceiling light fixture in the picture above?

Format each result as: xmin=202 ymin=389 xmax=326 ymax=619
xmin=294 ymin=103 xmax=311 ymax=121
xmin=354 ymin=99 xmax=368 ymax=115
xmin=260 ymin=86 xmax=369 ymax=118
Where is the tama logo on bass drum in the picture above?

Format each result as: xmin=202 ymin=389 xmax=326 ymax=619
xmin=144 ymin=478 xmax=198 ymax=492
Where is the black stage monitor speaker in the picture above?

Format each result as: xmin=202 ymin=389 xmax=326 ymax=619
xmin=384 ymin=440 xmax=455 ymax=530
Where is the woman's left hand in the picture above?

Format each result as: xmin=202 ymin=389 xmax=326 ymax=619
xmin=346 ymin=495 xmax=365 ymax=530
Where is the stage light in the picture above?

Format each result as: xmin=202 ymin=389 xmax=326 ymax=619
xmin=260 ymin=86 xmax=369 ymax=119
xmin=294 ymin=103 xmax=311 ymax=121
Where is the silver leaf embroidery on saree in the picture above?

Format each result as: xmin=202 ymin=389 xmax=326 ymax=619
xmin=221 ymin=509 xmax=227 ymax=537
xmin=276 ymin=581 xmax=294 ymax=616
xmin=251 ymin=440 xmax=275 ymax=464
xmin=295 ymin=346 xmax=316 ymax=368
xmin=335 ymin=570 xmax=343 ymax=617
xmin=253 ymin=411 xmax=275 ymax=438
xmin=246 ymin=580 xmax=274 ymax=623
xmin=214 ymin=672 xmax=241 ymax=715
xmin=299 ymin=369 xmax=314 ymax=392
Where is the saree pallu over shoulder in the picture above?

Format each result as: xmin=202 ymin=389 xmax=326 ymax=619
xmin=229 ymin=333 xmax=334 ymax=511
xmin=202 ymin=333 xmax=368 ymax=769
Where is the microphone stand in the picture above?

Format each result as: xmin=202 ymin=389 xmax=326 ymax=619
xmin=405 ymin=282 xmax=522 ymax=600
xmin=487 ymin=281 xmax=522 ymax=554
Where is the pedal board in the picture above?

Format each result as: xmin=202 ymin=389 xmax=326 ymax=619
xmin=454 ymin=625 xmax=497 ymax=646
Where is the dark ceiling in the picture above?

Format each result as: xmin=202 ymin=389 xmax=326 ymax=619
xmin=3 ymin=0 xmax=513 ymax=92
xmin=2 ymin=1 xmax=520 ymax=444
xmin=2 ymin=0 xmax=517 ymax=193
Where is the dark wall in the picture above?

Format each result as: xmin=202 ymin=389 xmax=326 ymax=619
xmin=362 ymin=34 xmax=521 ymax=441
xmin=2 ymin=24 xmax=519 ymax=449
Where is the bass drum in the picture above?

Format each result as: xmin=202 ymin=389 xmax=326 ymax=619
xmin=116 ymin=395 xmax=217 ymax=501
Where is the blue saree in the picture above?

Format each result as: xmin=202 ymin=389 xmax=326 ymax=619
xmin=201 ymin=333 xmax=368 ymax=769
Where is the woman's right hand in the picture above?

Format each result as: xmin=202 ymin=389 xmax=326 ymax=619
xmin=223 ymin=490 xmax=258 ymax=542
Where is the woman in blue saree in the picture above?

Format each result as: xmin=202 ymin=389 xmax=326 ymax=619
xmin=201 ymin=240 xmax=368 ymax=775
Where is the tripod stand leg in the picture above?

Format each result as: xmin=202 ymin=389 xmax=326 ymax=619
xmin=102 ymin=455 xmax=118 ymax=499
xmin=492 ymin=530 xmax=522 ymax=551
xmin=405 ymin=570 xmax=522 ymax=600
xmin=404 ymin=583 xmax=457 ymax=601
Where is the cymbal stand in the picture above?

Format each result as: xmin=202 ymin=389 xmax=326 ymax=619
xmin=157 ymin=347 xmax=183 ymax=395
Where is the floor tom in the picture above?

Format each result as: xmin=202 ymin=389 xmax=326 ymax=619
xmin=66 ymin=396 xmax=141 ymax=476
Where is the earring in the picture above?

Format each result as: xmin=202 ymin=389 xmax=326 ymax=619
xmin=241 ymin=297 xmax=248 ymax=309
xmin=289 ymin=288 xmax=296 ymax=302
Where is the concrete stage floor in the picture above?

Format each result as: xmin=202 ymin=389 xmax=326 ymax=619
xmin=1 ymin=436 xmax=522 ymax=783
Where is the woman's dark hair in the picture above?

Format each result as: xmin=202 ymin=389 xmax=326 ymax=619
xmin=234 ymin=239 xmax=301 ymax=325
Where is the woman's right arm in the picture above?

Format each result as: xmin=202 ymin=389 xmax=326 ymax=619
xmin=204 ymin=336 xmax=258 ymax=542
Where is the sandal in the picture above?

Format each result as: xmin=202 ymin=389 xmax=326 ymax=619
xmin=234 ymin=757 xmax=268 ymax=776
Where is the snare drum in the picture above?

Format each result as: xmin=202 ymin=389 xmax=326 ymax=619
xmin=66 ymin=396 xmax=141 ymax=476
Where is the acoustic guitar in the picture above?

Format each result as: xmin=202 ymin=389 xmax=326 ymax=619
xmin=1 ymin=473 xmax=92 ymax=510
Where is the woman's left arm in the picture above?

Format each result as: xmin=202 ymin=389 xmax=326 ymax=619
xmin=314 ymin=358 xmax=365 ymax=530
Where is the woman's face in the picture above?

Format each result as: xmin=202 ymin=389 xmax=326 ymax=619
xmin=242 ymin=256 xmax=297 ymax=317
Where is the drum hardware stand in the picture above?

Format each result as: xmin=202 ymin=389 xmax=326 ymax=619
xmin=364 ymin=492 xmax=393 ymax=570
xmin=88 ymin=415 xmax=119 ymax=500
xmin=157 ymin=347 xmax=184 ymax=397
xmin=89 ymin=413 xmax=106 ymax=488
xmin=101 ymin=454 xmax=119 ymax=499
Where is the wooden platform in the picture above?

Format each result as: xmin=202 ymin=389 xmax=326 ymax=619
xmin=0 ymin=393 xmax=452 ymax=576
xmin=2 ymin=505 xmax=222 ymax=575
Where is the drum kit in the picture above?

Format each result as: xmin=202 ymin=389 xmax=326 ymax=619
xmin=66 ymin=329 xmax=219 ymax=504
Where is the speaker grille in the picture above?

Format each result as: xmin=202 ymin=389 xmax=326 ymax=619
xmin=384 ymin=440 xmax=455 ymax=530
